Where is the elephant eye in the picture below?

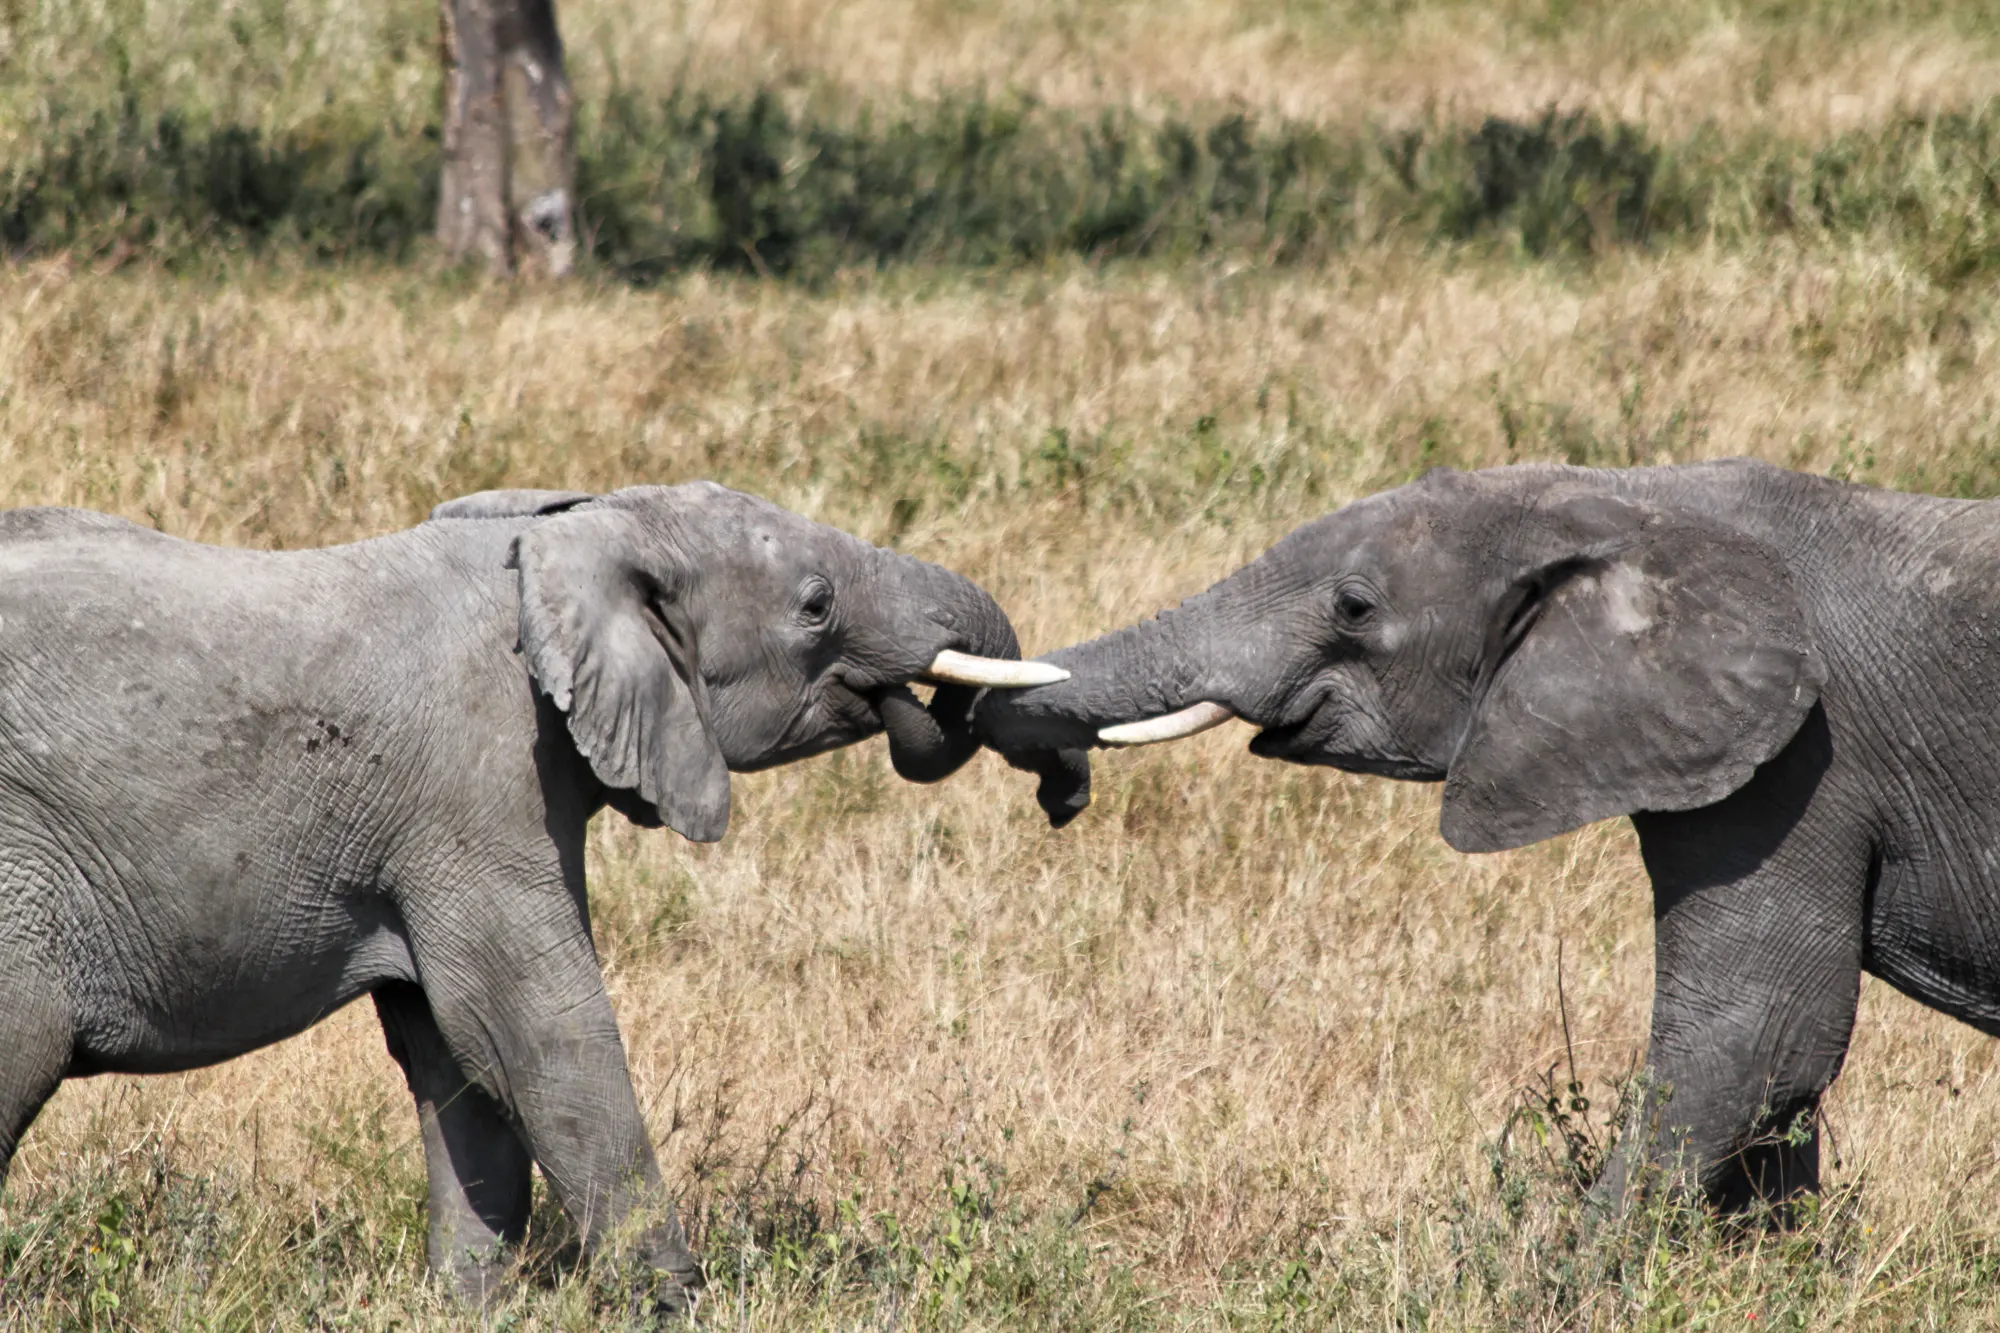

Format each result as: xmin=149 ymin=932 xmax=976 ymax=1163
xmin=795 ymin=578 xmax=835 ymax=628
xmin=1335 ymin=590 xmax=1377 ymax=627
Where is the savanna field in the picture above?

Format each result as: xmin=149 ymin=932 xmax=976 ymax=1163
xmin=6 ymin=0 xmax=2000 ymax=1326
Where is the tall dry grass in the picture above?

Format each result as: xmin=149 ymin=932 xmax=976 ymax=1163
xmin=575 ymin=0 xmax=2000 ymax=136
xmin=11 ymin=0 xmax=1997 ymax=138
xmin=4 ymin=235 xmax=2000 ymax=1326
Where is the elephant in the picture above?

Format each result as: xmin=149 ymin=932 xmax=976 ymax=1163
xmin=975 ymin=457 xmax=2000 ymax=1214
xmin=0 ymin=482 xmax=1083 ymax=1311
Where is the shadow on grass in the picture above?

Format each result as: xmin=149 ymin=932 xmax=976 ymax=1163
xmin=11 ymin=87 xmax=1997 ymax=283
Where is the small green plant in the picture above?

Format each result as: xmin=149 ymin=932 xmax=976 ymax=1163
xmin=83 ymin=1196 xmax=137 ymax=1320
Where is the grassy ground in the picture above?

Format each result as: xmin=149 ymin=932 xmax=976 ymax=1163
xmin=5 ymin=1 xmax=2000 ymax=1328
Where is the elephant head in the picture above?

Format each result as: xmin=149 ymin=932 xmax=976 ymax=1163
xmin=975 ymin=464 xmax=1825 ymax=851
xmin=433 ymin=484 xmax=1089 ymax=839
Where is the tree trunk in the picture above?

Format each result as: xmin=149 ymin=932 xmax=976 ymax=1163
xmin=502 ymin=0 xmax=577 ymax=277
xmin=437 ymin=0 xmax=510 ymax=271
xmin=437 ymin=0 xmax=576 ymax=277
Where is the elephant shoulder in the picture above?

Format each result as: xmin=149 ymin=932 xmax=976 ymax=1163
xmin=0 ymin=506 xmax=154 ymax=545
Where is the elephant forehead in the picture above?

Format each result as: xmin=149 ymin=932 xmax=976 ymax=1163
xmin=703 ymin=527 xmax=808 ymax=594
xmin=642 ymin=481 xmax=812 ymax=544
xmin=674 ymin=493 xmax=831 ymax=569
xmin=1273 ymin=502 xmax=1471 ymax=591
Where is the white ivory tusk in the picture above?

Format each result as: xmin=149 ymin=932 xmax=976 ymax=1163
xmin=923 ymin=649 xmax=1071 ymax=689
xmin=1098 ymin=701 xmax=1236 ymax=747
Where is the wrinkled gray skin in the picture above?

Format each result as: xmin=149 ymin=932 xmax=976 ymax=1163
xmin=0 ymin=482 xmax=1081 ymax=1311
xmin=980 ymin=459 xmax=2000 ymax=1214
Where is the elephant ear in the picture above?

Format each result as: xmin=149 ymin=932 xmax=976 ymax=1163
xmin=431 ymin=489 xmax=595 ymax=521
xmin=507 ymin=506 xmax=730 ymax=843
xmin=1439 ymin=492 xmax=1824 ymax=854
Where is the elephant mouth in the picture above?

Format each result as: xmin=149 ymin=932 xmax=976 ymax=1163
xmin=1246 ymin=717 xmax=1317 ymax=760
xmin=1242 ymin=687 xmax=1336 ymax=761
xmin=731 ymin=678 xmax=883 ymax=773
xmin=764 ymin=653 xmax=1047 ymax=777
xmin=1247 ymin=700 xmax=1444 ymax=780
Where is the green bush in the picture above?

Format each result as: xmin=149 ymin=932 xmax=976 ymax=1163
xmin=0 ymin=98 xmax=436 ymax=261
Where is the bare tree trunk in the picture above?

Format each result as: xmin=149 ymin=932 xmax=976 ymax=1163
xmin=437 ymin=0 xmax=576 ymax=277
xmin=437 ymin=0 xmax=511 ymax=271
xmin=502 ymin=0 xmax=577 ymax=277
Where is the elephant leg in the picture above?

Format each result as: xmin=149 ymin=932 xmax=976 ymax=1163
xmin=0 ymin=955 xmax=71 ymax=1189
xmin=1611 ymin=747 xmax=1868 ymax=1218
xmin=406 ymin=891 xmax=701 ymax=1313
xmin=374 ymin=982 xmax=532 ymax=1305
xmin=1605 ymin=923 xmax=1855 ymax=1217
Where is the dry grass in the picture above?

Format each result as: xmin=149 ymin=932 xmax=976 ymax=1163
xmin=6 ymin=0 xmax=2000 ymax=1325
xmin=4 ymin=238 xmax=2000 ymax=1327
xmin=12 ymin=0 xmax=2000 ymax=161
xmin=580 ymin=0 xmax=2000 ymax=137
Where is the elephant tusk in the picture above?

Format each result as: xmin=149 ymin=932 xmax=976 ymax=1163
xmin=923 ymin=650 xmax=1071 ymax=689
xmin=1098 ymin=701 xmax=1236 ymax=747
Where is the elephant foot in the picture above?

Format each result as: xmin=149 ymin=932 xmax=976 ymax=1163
xmin=436 ymin=1233 xmax=702 ymax=1321
xmin=643 ymin=1224 xmax=705 ymax=1319
xmin=629 ymin=1271 xmax=702 ymax=1324
xmin=596 ymin=1264 xmax=701 ymax=1325
xmin=589 ymin=1217 xmax=704 ymax=1323
xmin=433 ymin=1237 xmax=520 ymax=1309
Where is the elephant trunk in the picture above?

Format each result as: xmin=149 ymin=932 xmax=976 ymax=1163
xmin=875 ymin=556 xmax=1024 ymax=784
xmin=974 ymin=587 xmax=1225 ymax=755
xmin=879 ymin=682 xmax=983 ymax=782
xmin=877 ymin=555 xmax=1092 ymax=826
